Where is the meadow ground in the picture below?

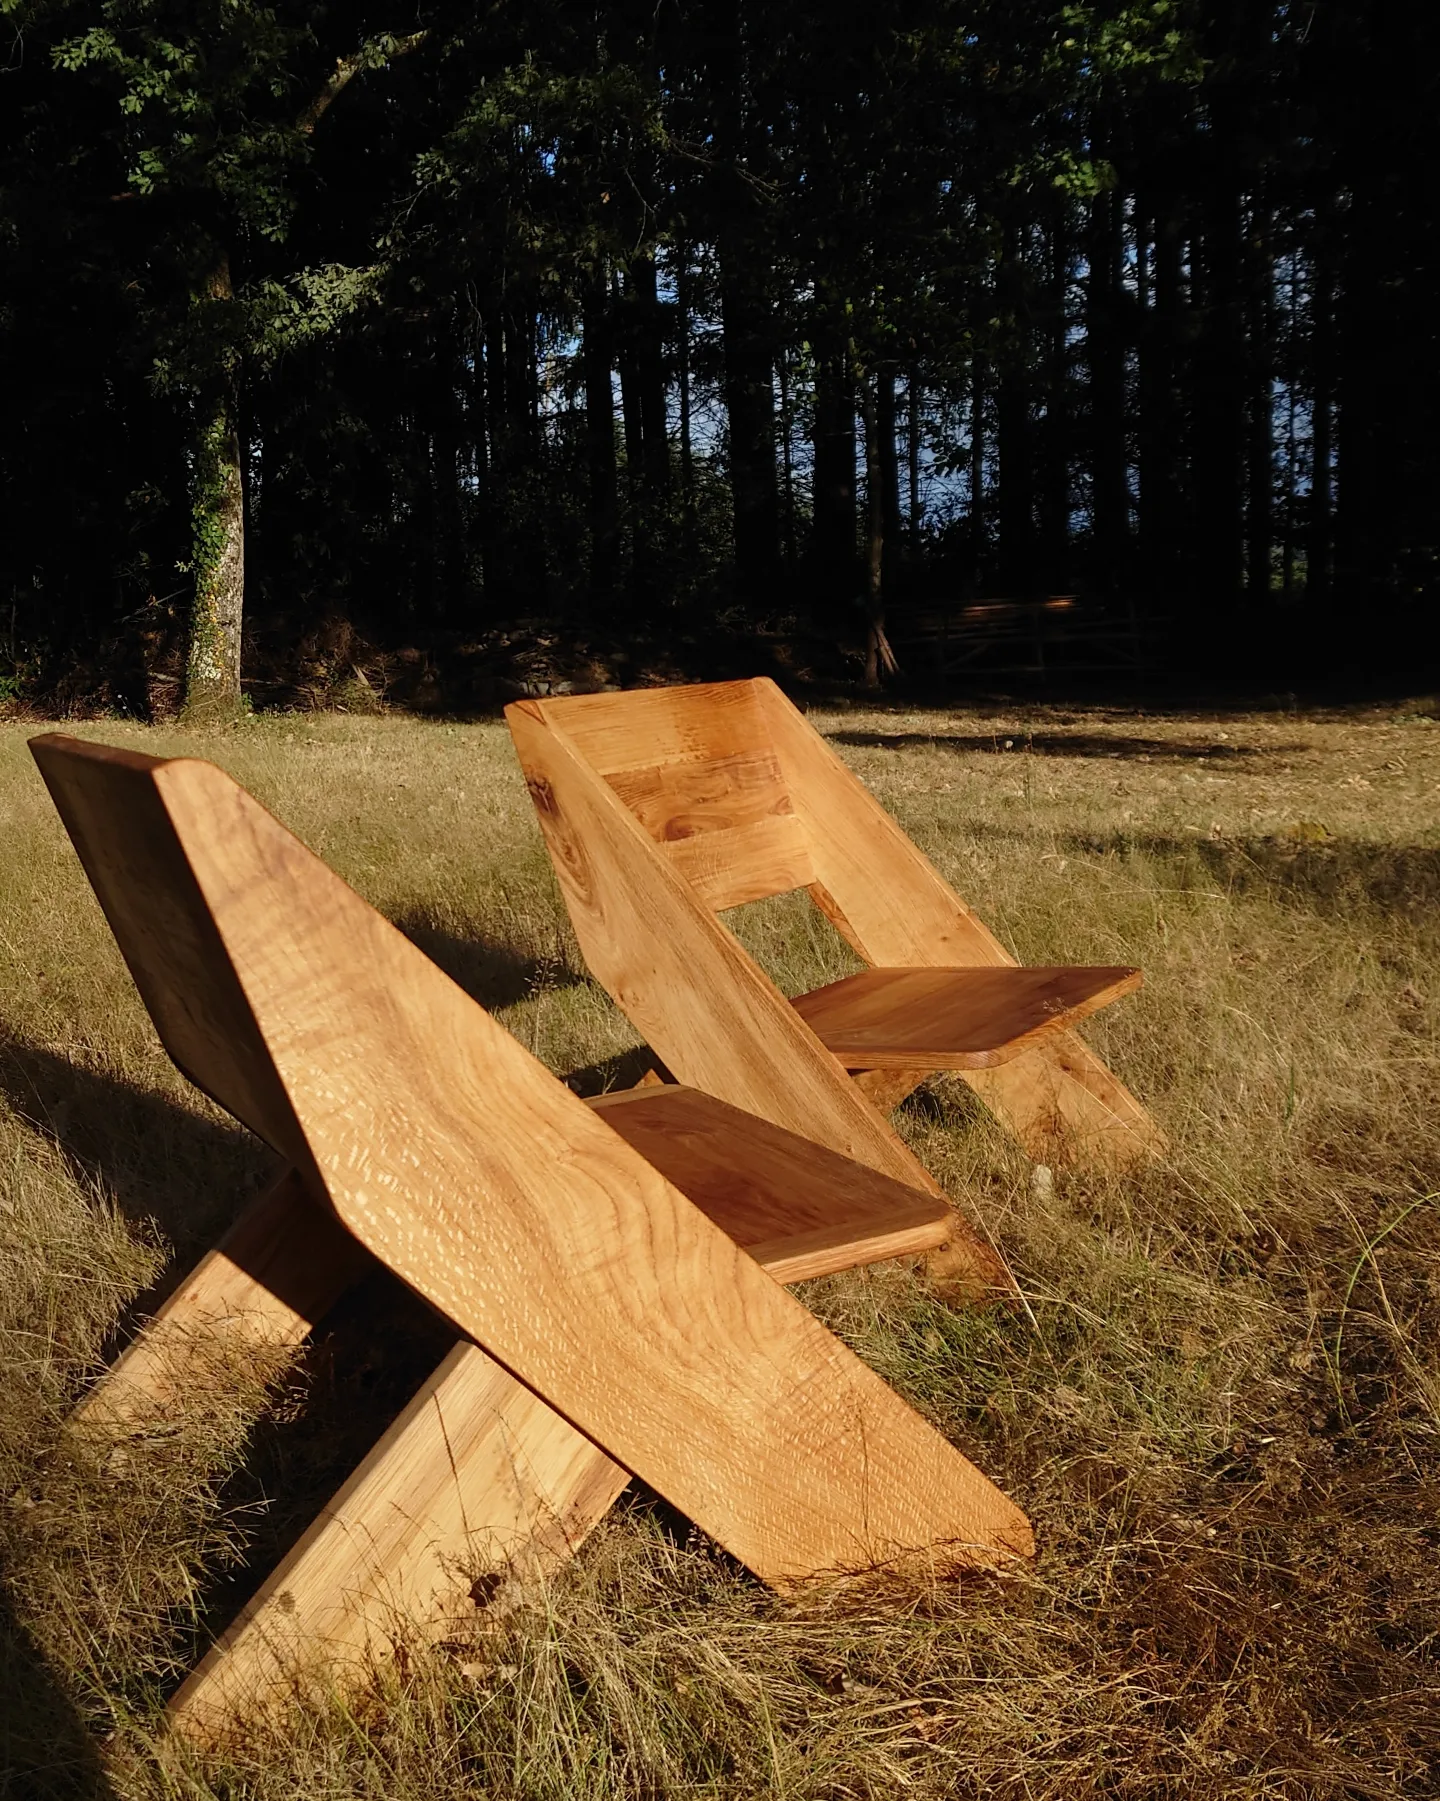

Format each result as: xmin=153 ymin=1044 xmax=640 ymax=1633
xmin=1 ymin=697 xmax=1438 ymax=1800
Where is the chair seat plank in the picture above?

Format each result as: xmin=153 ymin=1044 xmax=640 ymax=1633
xmin=793 ymin=965 xmax=1142 ymax=1071
xmin=588 ymin=1086 xmax=952 ymax=1283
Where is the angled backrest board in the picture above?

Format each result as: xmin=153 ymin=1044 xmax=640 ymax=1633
xmin=535 ymin=683 xmax=815 ymax=911
xmin=30 ymin=737 xmax=306 ymax=1164
xmin=31 ymin=735 xmax=1031 ymax=1584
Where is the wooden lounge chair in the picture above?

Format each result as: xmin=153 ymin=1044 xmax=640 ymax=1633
xmin=30 ymin=734 xmax=1032 ymax=1740
xmin=506 ymin=679 xmax=1162 ymax=1181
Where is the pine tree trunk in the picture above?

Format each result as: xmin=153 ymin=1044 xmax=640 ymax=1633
xmin=861 ymin=374 xmax=897 ymax=687
xmin=183 ymin=255 xmax=244 ymax=721
xmin=1141 ymin=194 xmax=1183 ymax=593
xmin=1087 ymin=180 xmax=1128 ymax=594
xmin=1245 ymin=199 xmax=1274 ymax=606
xmin=677 ymin=253 xmax=697 ymax=555
xmin=583 ymin=273 xmax=619 ymax=603
xmin=1040 ymin=209 xmax=1071 ymax=590
xmin=634 ymin=251 xmax=670 ymax=502
xmin=1306 ymin=228 xmax=1335 ymax=610
xmin=719 ymin=245 xmax=780 ymax=597
xmin=996 ymin=223 xmax=1035 ymax=594
xmin=907 ymin=368 xmax=923 ymax=542
xmin=1194 ymin=179 xmax=1245 ymax=610
xmin=811 ymin=346 xmax=857 ymax=595
xmin=969 ymin=357 xmax=987 ymax=586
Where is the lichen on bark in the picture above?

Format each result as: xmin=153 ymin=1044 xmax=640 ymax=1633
xmin=183 ymin=390 xmax=245 ymax=721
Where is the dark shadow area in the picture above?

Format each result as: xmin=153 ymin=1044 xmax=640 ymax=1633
xmin=0 ymin=1030 xmax=468 ymax=1705
xmin=188 ymin=1268 xmax=459 ymax=1662
xmin=829 ymin=729 xmax=1286 ymax=763
xmin=0 ymin=1584 xmax=116 ymax=1801
xmin=0 ymin=1033 xmax=274 ymax=1292
xmin=562 ymin=1045 xmax=670 ymax=1099
xmin=1047 ymin=829 xmax=1440 ymax=921
xmin=393 ymin=915 xmax=583 ymax=1011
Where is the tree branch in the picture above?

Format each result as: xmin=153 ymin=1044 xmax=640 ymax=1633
xmin=296 ymin=30 xmax=429 ymax=137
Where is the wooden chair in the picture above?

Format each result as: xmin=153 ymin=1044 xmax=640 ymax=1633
xmin=30 ymin=734 xmax=1032 ymax=1741
xmin=506 ymin=679 xmax=1162 ymax=1197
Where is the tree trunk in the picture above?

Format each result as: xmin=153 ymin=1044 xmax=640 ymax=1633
xmin=1306 ymin=228 xmax=1335 ymax=610
xmin=583 ymin=273 xmax=620 ymax=603
xmin=1193 ymin=177 xmax=1245 ymax=610
xmin=907 ymin=368 xmax=923 ymax=542
xmin=1140 ymin=193 xmax=1184 ymax=593
xmin=811 ymin=344 xmax=856 ymax=594
xmin=1087 ymin=179 xmax=1128 ymax=594
xmin=183 ymin=254 xmax=245 ymax=721
xmin=860 ymin=374 xmax=897 ymax=687
xmin=1040 ymin=208 xmax=1071 ymax=591
xmin=778 ymin=350 xmax=797 ymax=570
xmin=996 ymin=223 xmax=1035 ymax=594
xmin=1244 ymin=198 xmax=1274 ymax=606
xmin=676 ymin=252 xmax=697 ymax=555
xmin=633 ymin=251 xmax=670 ymax=503
xmin=875 ymin=371 xmax=901 ymax=595
xmin=969 ymin=356 xmax=987 ymax=585
xmin=720 ymin=245 xmax=780 ymax=596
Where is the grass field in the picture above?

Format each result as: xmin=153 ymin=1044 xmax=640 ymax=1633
xmin=2 ymin=697 xmax=1438 ymax=1799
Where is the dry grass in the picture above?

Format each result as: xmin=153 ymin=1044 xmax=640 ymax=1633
xmin=2 ymin=698 xmax=1438 ymax=1799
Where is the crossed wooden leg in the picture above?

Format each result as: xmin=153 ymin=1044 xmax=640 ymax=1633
xmin=81 ymin=1087 xmax=980 ymax=1741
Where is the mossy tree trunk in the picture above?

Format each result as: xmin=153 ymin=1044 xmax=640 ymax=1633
xmin=184 ymin=257 xmax=245 ymax=721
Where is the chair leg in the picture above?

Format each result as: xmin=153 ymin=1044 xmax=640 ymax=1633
xmin=962 ymin=1030 xmax=1166 ymax=1170
xmin=851 ymin=1068 xmax=932 ymax=1114
xmin=166 ymin=1340 xmax=629 ymax=1742
xmin=73 ymin=1169 xmax=369 ymax=1436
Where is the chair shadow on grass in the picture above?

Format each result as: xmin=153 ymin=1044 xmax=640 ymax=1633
xmin=0 ymin=1032 xmax=462 ymax=1723
xmin=0 ymin=1585 xmax=117 ymax=1801
xmin=1043 ymin=829 xmax=1440 ymax=920
xmin=828 ymin=728 xmax=1288 ymax=763
xmin=393 ymin=916 xmax=584 ymax=1010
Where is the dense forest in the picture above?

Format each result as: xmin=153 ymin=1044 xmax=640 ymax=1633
xmin=2 ymin=1 xmax=1436 ymax=715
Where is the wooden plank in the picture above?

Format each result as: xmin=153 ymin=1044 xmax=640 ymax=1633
xmin=506 ymin=704 xmax=1011 ymax=1294
xmin=532 ymin=681 xmax=775 ymax=779
xmin=168 ymin=1341 xmax=630 ymax=1741
xmin=29 ymin=739 xmax=307 ymax=1165
xmin=589 ymin=1086 xmax=951 ymax=1283
xmin=34 ymin=735 xmax=1032 ymax=1597
xmin=753 ymin=681 xmax=1166 ymax=1168
xmin=605 ymin=749 xmax=794 ymax=842
xmin=851 ymin=1069 xmax=930 ymax=1113
xmin=793 ymin=965 xmax=1143 ymax=1071
xmin=663 ymin=813 xmax=813 ymax=911
xmin=73 ymin=1168 xmax=369 ymax=1434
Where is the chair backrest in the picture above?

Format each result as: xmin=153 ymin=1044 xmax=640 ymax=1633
xmin=510 ymin=679 xmax=1161 ymax=1172
xmin=30 ymin=738 xmax=307 ymax=1164
xmin=31 ymin=733 xmax=1030 ymax=1585
xmin=540 ymin=681 xmax=815 ymax=911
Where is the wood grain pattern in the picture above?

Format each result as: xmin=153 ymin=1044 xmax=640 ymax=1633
xmin=850 ymin=1069 xmax=931 ymax=1113
xmin=506 ymin=702 xmax=1011 ymax=1294
xmin=604 ymin=749 xmax=813 ymax=912
xmin=73 ymin=1168 xmax=369 ymax=1434
xmin=753 ymin=680 xmax=1165 ymax=1167
xmin=794 ymin=965 xmax=1143 ymax=1071
xmin=590 ymin=1085 xmax=951 ymax=1282
xmin=534 ymin=680 xmax=774 ymax=778
xmin=32 ymin=735 xmax=1031 ymax=1602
